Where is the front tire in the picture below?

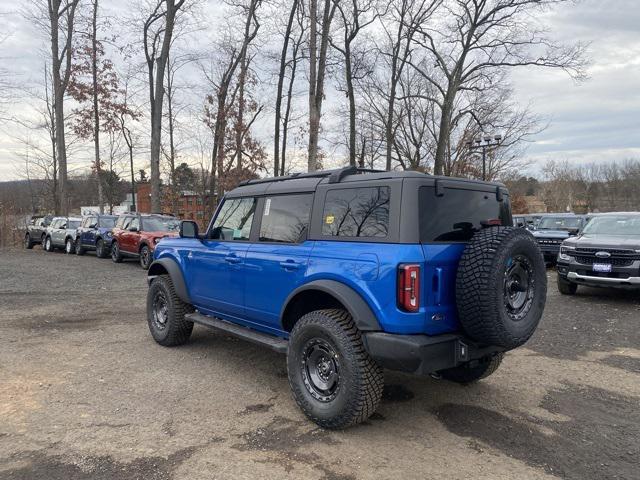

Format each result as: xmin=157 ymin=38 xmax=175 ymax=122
xmin=111 ymin=241 xmax=123 ymax=263
xmin=440 ymin=353 xmax=504 ymax=384
xmin=96 ymin=238 xmax=108 ymax=258
xmin=146 ymin=275 xmax=194 ymax=346
xmin=557 ymin=275 xmax=578 ymax=295
xmin=75 ymin=238 xmax=86 ymax=256
xmin=140 ymin=245 xmax=152 ymax=270
xmin=287 ymin=309 xmax=384 ymax=429
xmin=44 ymin=236 xmax=53 ymax=252
xmin=24 ymin=234 xmax=34 ymax=249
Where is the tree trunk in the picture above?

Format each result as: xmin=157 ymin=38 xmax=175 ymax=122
xmin=307 ymin=0 xmax=318 ymax=172
xmin=91 ymin=0 xmax=103 ymax=214
xmin=235 ymin=55 xmax=247 ymax=170
xmin=274 ymin=0 xmax=298 ymax=177
xmin=344 ymin=41 xmax=356 ymax=167
xmin=148 ymin=0 xmax=184 ymax=214
xmin=434 ymin=89 xmax=455 ymax=176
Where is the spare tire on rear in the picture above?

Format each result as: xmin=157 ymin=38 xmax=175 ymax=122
xmin=455 ymin=226 xmax=546 ymax=350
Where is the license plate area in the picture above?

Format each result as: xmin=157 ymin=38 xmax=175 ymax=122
xmin=593 ymin=263 xmax=612 ymax=273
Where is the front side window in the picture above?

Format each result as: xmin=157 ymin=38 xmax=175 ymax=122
xmin=99 ymin=217 xmax=116 ymax=228
xmin=211 ymin=197 xmax=257 ymax=241
xmin=260 ymin=194 xmax=313 ymax=243
xmin=129 ymin=218 xmax=140 ymax=230
xmin=322 ymin=187 xmax=390 ymax=238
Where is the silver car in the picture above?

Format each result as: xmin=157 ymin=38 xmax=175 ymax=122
xmin=44 ymin=216 xmax=82 ymax=254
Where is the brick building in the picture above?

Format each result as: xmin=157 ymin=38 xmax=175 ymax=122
xmin=136 ymin=183 xmax=214 ymax=226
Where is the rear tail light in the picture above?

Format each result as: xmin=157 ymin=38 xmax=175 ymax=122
xmin=397 ymin=264 xmax=421 ymax=312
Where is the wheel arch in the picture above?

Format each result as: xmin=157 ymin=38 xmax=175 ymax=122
xmin=147 ymin=257 xmax=191 ymax=305
xmin=280 ymin=280 xmax=381 ymax=333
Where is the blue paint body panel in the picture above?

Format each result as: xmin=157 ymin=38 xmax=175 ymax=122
xmin=154 ymin=236 xmax=466 ymax=337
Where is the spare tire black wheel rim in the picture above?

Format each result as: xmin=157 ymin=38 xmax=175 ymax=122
xmin=152 ymin=291 xmax=169 ymax=331
xmin=301 ymin=338 xmax=340 ymax=402
xmin=503 ymin=255 xmax=535 ymax=321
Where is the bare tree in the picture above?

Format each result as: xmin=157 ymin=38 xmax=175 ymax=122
xmin=307 ymin=0 xmax=337 ymax=171
xmin=273 ymin=0 xmax=299 ymax=176
xmin=143 ymin=0 xmax=187 ymax=212
xmin=47 ymin=0 xmax=81 ymax=214
xmin=202 ymin=0 xmax=262 ymax=199
xmin=409 ymin=0 xmax=587 ymax=175
xmin=330 ymin=0 xmax=381 ymax=166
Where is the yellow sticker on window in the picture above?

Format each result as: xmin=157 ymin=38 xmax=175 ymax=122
xmin=325 ymin=215 xmax=335 ymax=225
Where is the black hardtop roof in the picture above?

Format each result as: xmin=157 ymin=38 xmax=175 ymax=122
xmin=228 ymin=166 xmax=506 ymax=198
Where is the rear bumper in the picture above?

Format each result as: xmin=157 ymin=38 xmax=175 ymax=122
xmin=362 ymin=332 xmax=503 ymax=375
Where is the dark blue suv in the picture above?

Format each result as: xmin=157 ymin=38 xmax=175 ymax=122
xmin=75 ymin=214 xmax=118 ymax=258
xmin=146 ymin=167 xmax=547 ymax=428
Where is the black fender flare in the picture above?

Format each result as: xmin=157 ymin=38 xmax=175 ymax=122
xmin=147 ymin=258 xmax=191 ymax=304
xmin=281 ymin=279 xmax=381 ymax=331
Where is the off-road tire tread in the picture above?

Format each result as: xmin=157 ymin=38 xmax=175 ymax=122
xmin=456 ymin=226 xmax=546 ymax=349
xmin=147 ymin=274 xmax=194 ymax=347
xmin=440 ymin=353 xmax=504 ymax=384
xmin=288 ymin=309 xmax=384 ymax=429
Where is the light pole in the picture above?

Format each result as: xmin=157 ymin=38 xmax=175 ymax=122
xmin=466 ymin=134 xmax=502 ymax=181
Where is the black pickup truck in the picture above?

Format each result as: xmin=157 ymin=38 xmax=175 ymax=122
xmin=557 ymin=212 xmax=640 ymax=293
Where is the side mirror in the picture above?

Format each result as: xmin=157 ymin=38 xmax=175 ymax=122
xmin=128 ymin=226 xmax=139 ymax=232
xmin=180 ymin=220 xmax=199 ymax=239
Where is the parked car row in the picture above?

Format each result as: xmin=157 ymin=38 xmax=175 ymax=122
xmin=24 ymin=212 xmax=180 ymax=269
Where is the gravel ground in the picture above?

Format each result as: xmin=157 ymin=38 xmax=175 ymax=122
xmin=0 ymin=248 xmax=638 ymax=480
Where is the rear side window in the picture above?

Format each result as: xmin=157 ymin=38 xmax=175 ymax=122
xmin=260 ymin=194 xmax=312 ymax=243
xmin=211 ymin=197 xmax=257 ymax=241
xmin=68 ymin=220 xmax=80 ymax=229
xmin=322 ymin=187 xmax=390 ymax=238
xmin=420 ymin=186 xmax=511 ymax=242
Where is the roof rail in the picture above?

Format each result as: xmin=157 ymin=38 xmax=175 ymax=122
xmin=238 ymin=166 xmax=386 ymax=187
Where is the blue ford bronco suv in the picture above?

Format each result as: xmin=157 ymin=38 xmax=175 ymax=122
xmin=146 ymin=167 xmax=547 ymax=429
xmin=75 ymin=214 xmax=118 ymax=258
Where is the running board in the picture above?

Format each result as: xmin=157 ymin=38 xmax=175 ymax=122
xmin=185 ymin=312 xmax=288 ymax=354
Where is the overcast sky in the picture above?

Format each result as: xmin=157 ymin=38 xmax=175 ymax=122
xmin=0 ymin=0 xmax=639 ymax=181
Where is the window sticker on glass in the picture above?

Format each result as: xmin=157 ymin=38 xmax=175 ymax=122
xmin=264 ymin=198 xmax=271 ymax=216
xmin=325 ymin=215 xmax=334 ymax=225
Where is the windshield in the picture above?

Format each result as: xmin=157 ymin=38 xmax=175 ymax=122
xmin=100 ymin=217 xmax=116 ymax=228
xmin=68 ymin=220 xmax=81 ymax=229
xmin=142 ymin=217 xmax=179 ymax=232
xmin=582 ymin=216 xmax=640 ymax=236
xmin=537 ymin=217 xmax=582 ymax=230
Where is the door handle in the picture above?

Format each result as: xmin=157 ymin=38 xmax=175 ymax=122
xmin=280 ymin=260 xmax=301 ymax=270
xmin=225 ymin=255 xmax=241 ymax=264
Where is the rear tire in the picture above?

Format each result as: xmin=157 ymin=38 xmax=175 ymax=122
xmin=140 ymin=245 xmax=152 ymax=270
xmin=111 ymin=241 xmax=123 ymax=263
xmin=287 ymin=309 xmax=384 ymax=429
xmin=440 ymin=353 xmax=504 ymax=384
xmin=146 ymin=275 xmax=194 ymax=346
xmin=24 ymin=234 xmax=34 ymax=249
xmin=557 ymin=275 xmax=578 ymax=295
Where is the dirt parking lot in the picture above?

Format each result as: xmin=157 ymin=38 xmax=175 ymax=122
xmin=0 ymin=248 xmax=638 ymax=480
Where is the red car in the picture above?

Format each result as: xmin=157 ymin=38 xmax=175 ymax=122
xmin=111 ymin=214 xmax=179 ymax=269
